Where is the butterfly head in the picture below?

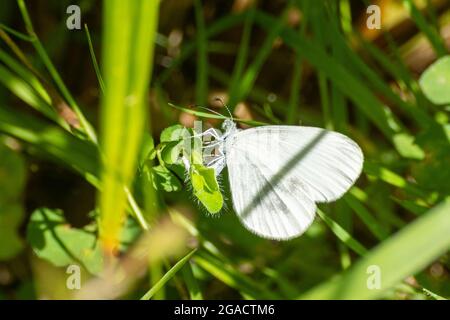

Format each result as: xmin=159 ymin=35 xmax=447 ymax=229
xmin=222 ymin=118 xmax=237 ymax=135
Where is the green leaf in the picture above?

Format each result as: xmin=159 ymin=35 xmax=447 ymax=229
xmin=161 ymin=140 xmax=183 ymax=165
xmin=138 ymin=132 xmax=155 ymax=167
xmin=166 ymin=163 xmax=186 ymax=181
xmin=151 ymin=165 xmax=182 ymax=192
xmin=393 ymin=133 xmax=425 ymax=160
xmin=27 ymin=208 xmax=103 ymax=274
xmin=160 ymin=125 xmax=193 ymax=165
xmin=190 ymin=164 xmax=223 ymax=214
xmin=160 ymin=124 xmax=187 ymax=143
xmin=419 ymin=55 xmax=450 ymax=105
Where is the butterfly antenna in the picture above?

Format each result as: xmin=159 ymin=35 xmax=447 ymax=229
xmin=194 ymin=106 xmax=225 ymax=118
xmin=214 ymin=98 xmax=233 ymax=121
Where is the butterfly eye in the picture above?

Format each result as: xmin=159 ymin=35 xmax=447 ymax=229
xmin=222 ymin=119 xmax=235 ymax=131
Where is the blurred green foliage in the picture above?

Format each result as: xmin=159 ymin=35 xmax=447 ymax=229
xmin=0 ymin=0 xmax=449 ymax=300
xmin=0 ymin=142 xmax=25 ymax=260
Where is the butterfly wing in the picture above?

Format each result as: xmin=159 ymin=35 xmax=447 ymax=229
xmin=225 ymin=126 xmax=363 ymax=239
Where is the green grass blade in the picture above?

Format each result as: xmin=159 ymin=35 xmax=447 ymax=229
xmin=310 ymin=2 xmax=332 ymax=129
xmin=208 ymin=64 xmax=319 ymax=124
xmin=330 ymin=3 xmax=349 ymax=131
xmin=0 ymin=23 xmax=33 ymax=41
xmin=156 ymin=12 xmax=246 ymax=85
xmin=229 ymin=9 xmax=287 ymax=108
xmin=149 ymin=262 xmax=165 ymax=299
xmin=0 ymin=104 xmax=149 ymax=231
xmin=403 ymin=0 xmax=447 ymax=57
xmin=181 ymin=261 xmax=203 ymax=300
xmin=322 ymin=7 xmax=431 ymax=132
xmin=98 ymin=0 xmax=159 ymax=253
xmin=193 ymin=250 xmax=279 ymax=299
xmin=422 ymin=288 xmax=447 ymax=300
xmin=287 ymin=0 xmax=309 ymax=125
xmin=0 ymin=104 xmax=98 ymax=179
xmin=253 ymin=11 xmax=398 ymax=138
xmin=194 ymin=0 xmax=208 ymax=106
xmin=141 ymin=249 xmax=197 ymax=300
xmin=339 ymin=0 xmax=352 ymax=35
xmin=228 ymin=8 xmax=254 ymax=108
xmin=363 ymin=162 xmax=427 ymax=198
xmin=84 ymin=24 xmax=105 ymax=93
xmin=344 ymin=193 xmax=390 ymax=241
xmin=317 ymin=209 xmax=368 ymax=256
xmin=393 ymin=197 xmax=428 ymax=216
xmin=0 ymin=64 xmax=58 ymax=122
xmin=16 ymin=0 xmax=97 ymax=143
xmin=0 ymin=49 xmax=51 ymax=104
xmin=302 ymin=200 xmax=450 ymax=299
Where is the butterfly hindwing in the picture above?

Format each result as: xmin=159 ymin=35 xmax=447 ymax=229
xmin=226 ymin=147 xmax=317 ymax=239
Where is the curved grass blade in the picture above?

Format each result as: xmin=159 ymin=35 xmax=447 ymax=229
xmin=141 ymin=249 xmax=197 ymax=300
xmin=168 ymin=103 xmax=268 ymax=126
xmin=302 ymin=200 xmax=450 ymax=299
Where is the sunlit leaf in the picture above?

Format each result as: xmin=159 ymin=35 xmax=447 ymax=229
xmin=150 ymin=165 xmax=182 ymax=192
xmin=161 ymin=140 xmax=183 ymax=165
xmin=27 ymin=208 xmax=103 ymax=275
xmin=160 ymin=124 xmax=187 ymax=143
xmin=393 ymin=133 xmax=425 ymax=160
xmin=419 ymin=55 xmax=450 ymax=105
xmin=190 ymin=164 xmax=223 ymax=214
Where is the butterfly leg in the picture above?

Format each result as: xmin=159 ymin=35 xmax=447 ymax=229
xmin=201 ymin=127 xmax=223 ymax=141
xmin=205 ymin=154 xmax=226 ymax=176
xmin=189 ymin=127 xmax=222 ymax=141
xmin=200 ymin=127 xmax=226 ymax=167
xmin=181 ymin=128 xmax=226 ymax=174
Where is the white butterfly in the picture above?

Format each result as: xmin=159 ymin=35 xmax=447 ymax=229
xmin=201 ymin=118 xmax=364 ymax=240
